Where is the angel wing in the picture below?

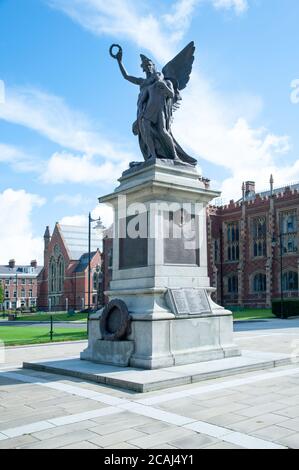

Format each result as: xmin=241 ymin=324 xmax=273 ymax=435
xmin=162 ymin=41 xmax=195 ymax=91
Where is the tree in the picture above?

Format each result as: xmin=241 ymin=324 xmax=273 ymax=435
xmin=0 ymin=284 xmax=4 ymax=308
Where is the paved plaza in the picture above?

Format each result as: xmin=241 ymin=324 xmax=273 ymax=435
xmin=0 ymin=319 xmax=299 ymax=449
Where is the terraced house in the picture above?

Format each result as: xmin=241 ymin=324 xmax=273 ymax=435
xmin=207 ymin=177 xmax=299 ymax=308
xmin=0 ymin=259 xmax=42 ymax=310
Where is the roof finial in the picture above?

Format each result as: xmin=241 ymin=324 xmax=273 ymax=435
xmin=270 ymin=174 xmax=274 ymax=197
xmin=242 ymin=182 xmax=245 ymax=201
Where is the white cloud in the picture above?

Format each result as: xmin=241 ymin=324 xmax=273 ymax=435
xmin=211 ymin=0 xmax=248 ymax=15
xmin=0 ymin=86 xmax=137 ymax=185
xmin=47 ymin=0 xmax=248 ymax=64
xmin=0 ymin=79 xmax=5 ymax=104
xmin=59 ymin=214 xmax=87 ymax=226
xmin=43 ymin=151 xmax=130 ymax=184
xmin=0 ymin=86 xmax=133 ymax=162
xmin=173 ymin=73 xmax=293 ymax=200
xmin=54 ymin=193 xmax=92 ymax=207
xmin=0 ymin=189 xmax=45 ymax=265
xmin=47 ymin=0 xmax=175 ymax=62
xmin=60 ymin=203 xmax=114 ymax=229
xmin=163 ymin=0 xmax=200 ymax=43
xmin=0 ymin=143 xmax=41 ymax=173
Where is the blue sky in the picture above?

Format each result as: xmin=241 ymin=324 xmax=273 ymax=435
xmin=0 ymin=0 xmax=299 ymax=263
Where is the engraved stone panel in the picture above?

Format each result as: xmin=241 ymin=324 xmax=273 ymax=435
xmin=164 ymin=211 xmax=200 ymax=266
xmin=119 ymin=213 xmax=148 ymax=270
xmin=172 ymin=290 xmax=189 ymax=315
xmin=167 ymin=288 xmax=211 ymax=316
xmin=185 ymin=289 xmax=210 ymax=314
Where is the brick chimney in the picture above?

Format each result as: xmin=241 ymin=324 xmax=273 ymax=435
xmin=245 ymin=181 xmax=255 ymax=197
xmin=8 ymin=259 xmax=16 ymax=269
xmin=31 ymin=260 xmax=37 ymax=268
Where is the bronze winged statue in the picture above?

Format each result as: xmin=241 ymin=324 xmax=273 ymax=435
xmin=110 ymin=42 xmax=197 ymax=166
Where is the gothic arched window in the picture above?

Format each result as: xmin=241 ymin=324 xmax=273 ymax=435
xmin=252 ymin=217 xmax=267 ymax=258
xmin=49 ymin=257 xmax=56 ymax=294
xmin=280 ymin=210 xmax=298 ymax=253
xmin=282 ymin=271 xmax=298 ymax=292
xmin=93 ymin=272 xmax=98 ymax=291
xmin=49 ymin=255 xmax=65 ymax=294
xmin=226 ymin=222 xmax=240 ymax=261
xmin=253 ymin=273 xmax=267 ymax=293
xmin=57 ymin=256 xmax=65 ymax=293
xmin=228 ymin=275 xmax=238 ymax=294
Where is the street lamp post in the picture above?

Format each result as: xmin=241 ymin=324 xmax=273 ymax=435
xmin=279 ymin=233 xmax=284 ymax=319
xmin=272 ymin=232 xmax=284 ymax=319
xmin=219 ymin=227 xmax=224 ymax=307
xmin=15 ymin=272 xmax=18 ymax=313
xmin=88 ymin=212 xmax=92 ymax=312
xmin=87 ymin=213 xmax=105 ymax=331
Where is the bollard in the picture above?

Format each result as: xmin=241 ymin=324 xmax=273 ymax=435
xmin=50 ymin=315 xmax=53 ymax=342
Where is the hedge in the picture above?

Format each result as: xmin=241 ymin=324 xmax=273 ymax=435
xmin=272 ymin=299 xmax=299 ymax=318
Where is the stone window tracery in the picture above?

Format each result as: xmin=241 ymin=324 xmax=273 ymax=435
xmin=280 ymin=210 xmax=298 ymax=254
xmin=49 ymin=255 xmax=65 ymax=294
xmin=252 ymin=216 xmax=267 ymax=258
xmin=282 ymin=271 xmax=298 ymax=292
xmin=93 ymin=272 xmax=98 ymax=291
xmin=226 ymin=222 xmax=240 ymax=261
xmin=227 ymin=275 xmax=238 ymax=294
xmin=253 ymin=273 xmax=267 ymax=293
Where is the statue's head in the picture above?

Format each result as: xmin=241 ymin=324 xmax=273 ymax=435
xmin=140 ymin=54 xmax=156 ymax=75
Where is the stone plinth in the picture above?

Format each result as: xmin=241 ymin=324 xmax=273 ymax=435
xmin=81 ymin=339 xmax=134 ymax=367
xmin=81 ymin=160 xmax=241 ymax=369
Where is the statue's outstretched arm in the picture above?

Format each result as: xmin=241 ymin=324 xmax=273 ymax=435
xmin=110 ymin=46 xmax=143 ymax=86
xmin=117 ymin=59 xmax=143 ymax=86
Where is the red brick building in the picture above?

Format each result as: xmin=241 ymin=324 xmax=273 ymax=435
xmin=207 ymin=178 xmax=299 ymax=308
xmin=37 ymin=223 xmax=102 ymax=311
xmin=0 ymin=259 xmax=41 ymax=310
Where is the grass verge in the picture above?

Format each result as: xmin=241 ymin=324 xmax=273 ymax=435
xmin=14 ymin=312 xmax=88 ymax=322
xmin=0 ymin=326 xmax=87 ymax=346
xmin=232 ymin=309 xmax=275 ymax=321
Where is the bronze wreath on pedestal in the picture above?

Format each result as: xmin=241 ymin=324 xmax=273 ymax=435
xmin=100 ymin=299 xmax=131 ymax=341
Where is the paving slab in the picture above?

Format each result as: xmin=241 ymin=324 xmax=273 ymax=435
xmin=251 ymin=425 xmax=296 ymax=442
xmin=0 ymin=435 xmax=39 ymax=449
xmin=279 ymin=434 xmax=299 ymax=449
xmin=61 ymin=441 xmax=100 ymax=449
xmin=88 ymin=429 xmax=147 ymax=448
xmin=169 ymin=434 xmax=218 ymax=449
xmin=23 ymin=349 xmax=299 ymax=393
xmin=21 ymin=429 xmax=98 ymax=449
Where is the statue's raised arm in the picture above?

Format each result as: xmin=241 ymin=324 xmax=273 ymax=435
xmin=110 ymin=44 xmax=144 ymax=86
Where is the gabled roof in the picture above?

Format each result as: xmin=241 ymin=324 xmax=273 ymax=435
xmin=75 ymin=252 xmax=98 ymax=273
xmin=0 ymin=265 xmax=43 ymax=277
xmin=58 ymin=225 xmax=102 ymax=261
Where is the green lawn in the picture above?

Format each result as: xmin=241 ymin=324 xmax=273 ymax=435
xmin=0 ymin=326 xmax=87 ymax=346
xmin=232 ymin=309 xmax=275 ymax=321
xmin=14 ymin=312 xmax=88 ymax=323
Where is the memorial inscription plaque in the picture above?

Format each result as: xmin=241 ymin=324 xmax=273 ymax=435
xmin=167 ymin=288 xmax=211 ymax=316
xmin=164 ymin=211 xmax=200 ymax=266
xmin=119 ymin=213 xmax=148 ymax=270
xmin=172 ymin=290 xmax=189 ymax=315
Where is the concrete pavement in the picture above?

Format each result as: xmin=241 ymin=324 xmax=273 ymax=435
xmin=0 ymin=319 xmax=298 ymax=449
